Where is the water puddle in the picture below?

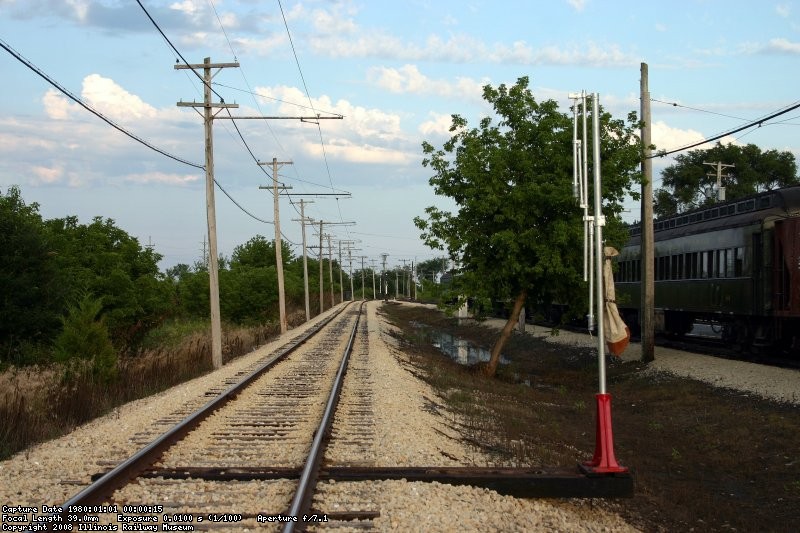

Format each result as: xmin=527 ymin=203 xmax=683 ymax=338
xmin=411 ymin=322 xmax=509 ymax=366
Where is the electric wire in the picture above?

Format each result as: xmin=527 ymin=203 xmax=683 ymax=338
xmin=650 ymin=98 xmax=750 ymax=121
xmin=135 ymin=0 xmax=226 ymax=103
xmin=650 ymin=100 xmax=800 ymax=158
xmin=213 ymin=81 xmax=343 ymax=117
xmin=136 ymin=0 xmax=303 ymax=243
xmin=0 ymin=37 xmax=204 ymax=171
xmin=276 ymin=0 xmax=350 ymax=235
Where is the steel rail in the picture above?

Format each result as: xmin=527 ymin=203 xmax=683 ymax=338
xmin=53 ymin=302 xmax=354 ymax=524
xmin=283 ymin=301 xmax=365 ymax=532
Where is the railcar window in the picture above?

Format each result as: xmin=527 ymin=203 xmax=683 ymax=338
xmin=703 ymin=210 xmax=711 ymax=220
xmin=678 ymin=216 xmax=688 ymax=225
xmin=726 ymin=249 xmax=735 ymax=277
xmin=700 ymin=251 xmax=707 ymax=278
xmin=708 ymin=251 xmax=715 ymax=279
xmin=671 ymin=255 xmax=680 ymax=280
xmin=711 ymin=208 xmax=719 ymax=218
xmin=735 ymin=247 xmax=745 ymax=277
xmin=635 ymin=259 xmax=641 ymax=282
xmin=759 ymin=196 xmax=771 ymax=209
xmin=737 ymin=202 xmax=746 ymax=213
xmin=746 ymin=200 xmax=755 ymax=211
xmin=727 ymin=205 xmax=736 ymax=215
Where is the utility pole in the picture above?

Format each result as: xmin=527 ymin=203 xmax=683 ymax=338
xmin=176 ymin=57 xmax=239 ymax=370
xmin=704 ymin=161 xmax=735 ymax=201
xmin=319 ymin=221 xmax=324 ymax=313
xmin=258 ymin=158 xmax=293 ymax=334
xmin=326 ymin=234 xmax=335 ymax=308
xmin=359 ymin=256 xmax=367 ymax=300
xmin=338 ymin=241 xmax=344 ymax=303
xmin=292 ymin=200 xmax=313 ymax=322
xmin=339 ymin=241 xmax=356 ymax=301
xmin=640 ymin=62 xmax=655 ymax=363
xmin=380 ymin=254 xmax=389 ymax=299
xmin=310 ymin=221 xmax=355 ymax=313
xmin=370 ymin=259 xmax=377 ymax=299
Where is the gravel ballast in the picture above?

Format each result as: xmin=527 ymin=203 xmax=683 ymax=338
xmin=1 ymin=301 xmax=639 ymax=531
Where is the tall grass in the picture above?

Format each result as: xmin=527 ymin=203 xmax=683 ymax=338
xmin=0 ymin=308 xmax=307 ymax=460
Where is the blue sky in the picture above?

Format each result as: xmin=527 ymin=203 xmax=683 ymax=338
xmin=1 ymin=0 xmax=798 ymax=270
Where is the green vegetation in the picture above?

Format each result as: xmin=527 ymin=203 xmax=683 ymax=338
xmin=1 ymin=185 xmax=340 ymax=458
xmin=654 ymin=142 xmax=800 ymax=217
xmin=415 ymin=77 xmax=643 ymax=375
xmin=1 ymin=185 xmax=352 ymax=370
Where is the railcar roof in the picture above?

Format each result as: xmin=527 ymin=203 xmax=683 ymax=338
xmin=627 ymin=184 xmax=800 ymax=241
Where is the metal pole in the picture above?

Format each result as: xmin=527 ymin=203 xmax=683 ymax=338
xmin=640 ymin=63 xmax=655 ymax=363
xmin=592 ymin=93 xmax=607 ymax=395
xmin=584 ymin=91 xmax=594 ymax=333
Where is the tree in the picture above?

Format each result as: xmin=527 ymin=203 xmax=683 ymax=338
xmin=0 ymin=186 xmax=68 ymax=361
xmin=231 ymin=235 xmax=294 ymax=269
xmin=53 ymin=294 xmax=118 ymax=382
xmin=414 ymin=77 xmax=642 ymax=376
xmin=654 ymin=142 xmax=799 ymax=217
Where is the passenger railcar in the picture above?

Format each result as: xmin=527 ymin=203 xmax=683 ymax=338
xmin=616 ymin=185 xmax=800 ymax=352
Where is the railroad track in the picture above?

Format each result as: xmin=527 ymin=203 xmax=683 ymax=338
xmin=47 ymin=301 xmax=631 ymax=532
xmin=54 ymin=301 xmax=374 ymax=531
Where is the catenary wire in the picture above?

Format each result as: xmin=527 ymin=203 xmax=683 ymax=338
xmin=649 ymin=100 xmax=800 ymax=158
xmin=0 ymin=37 xmax=204 ymax=171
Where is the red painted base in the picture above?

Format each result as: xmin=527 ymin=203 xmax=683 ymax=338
xmin=582 ymin=393 xmax=628 ymax=474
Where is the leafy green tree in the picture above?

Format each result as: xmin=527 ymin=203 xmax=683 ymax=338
xmin=53 ymin=294 xmax=118 ymax=382
xmin=0 ymin=186 xmax=68 ymax=361
xmin=414 ymin=77 xmax=642 ymax=376
xmin=654 ymin=142 xmax=799 ymax=217
xmin=231 ymin=235 xmax=294 ymax=269
xmin=45 ymin=216 xmax=172 ymax=347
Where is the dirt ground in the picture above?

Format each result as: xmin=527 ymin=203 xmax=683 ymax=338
xmin=379 ymin=302 xmax=800 ymax=533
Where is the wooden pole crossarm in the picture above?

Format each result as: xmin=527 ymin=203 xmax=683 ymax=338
xmin=215 ymin=115 xmax=343 ymax=120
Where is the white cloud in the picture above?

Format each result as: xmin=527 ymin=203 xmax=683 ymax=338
xmin=251 ymin=85 xmax=413 ymax=166
xmin=419 ymin=112 xmax=456 ymax=137
xmin=310 ymin=5 xmax=358 ymax=35
xmin=765 ymin=37 xmax=800 ymax=54
xmin=655 ymin=23 xmax=667 ymax=32
xmin=367 ymin=65 xmax=488 ymax=100
xmin=305 ymin=140 xmax=413 ymax=165
xmin=124 ymin=172 xmax=201 ymax=186
xmin=305 ymin=8 xmax=636 ymax=67
xmin=43 ymin=89 xmax=72 ymax=120
xmin=66 ymin=0 xmax=89 ymax=21
xmin=776 ymin=3 xmax=791 ymax=17
xmin=31 ymin=165 xmax=63 ymax=185
xmin=42 ymin=75 xmax=158 ymax=122
xmin=80 ymin=74 xmax=158 ymax=121
xmin=170 ymin=0 xmax=203 ymax=17
xmin=651 ymin=121 xmax=738 ymax=154
xmin=567 ymin=0 xmax=587 ymax=11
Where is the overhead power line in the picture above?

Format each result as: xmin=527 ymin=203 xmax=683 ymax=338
xmin=0 ymin=37 xmax=204 ymax=170
xmin=650 ymin=100 xmax=800 ymax=158
xmin=650 ymin=98 xmax=749 ymax=121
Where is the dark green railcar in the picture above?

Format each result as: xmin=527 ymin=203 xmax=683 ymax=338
xmin=616 ymin=186 xmax=800 ymax=350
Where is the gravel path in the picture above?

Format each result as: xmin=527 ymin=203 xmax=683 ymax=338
xmin=473 ymin=313 xmax=800 ymax=405
xmin=0 ymin=301 xmax=638 ymax=532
